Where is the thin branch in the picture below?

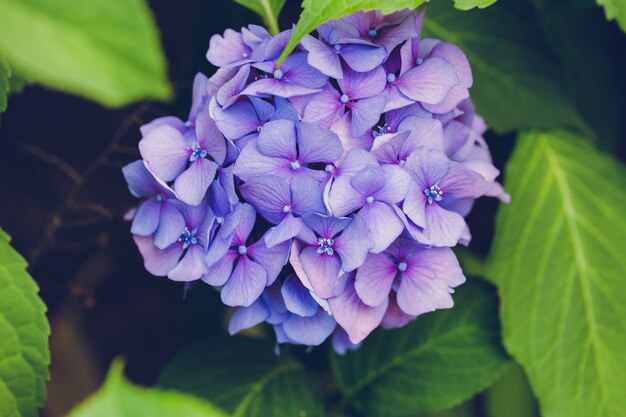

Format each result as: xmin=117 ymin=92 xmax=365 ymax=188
xmin=21 ymin=144 xmax=83 ymax=183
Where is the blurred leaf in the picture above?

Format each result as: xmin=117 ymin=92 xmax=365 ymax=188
xmin=66 ymin=359 xmax=228 ymax=417
xmin=233 ymin=0 xmax=286 ymax=35
xmin=597 ymin=0 xmax=626 ymax=31
xmin=0 ymin=57 xmax=8 ymax=112
xmin=453 ymin=247 xmax=485 ymax=277
xmin=8 ymin=74 xmax=28 ymax=95
xmin=486 ymin=130 xmax=626 ymax=417
xmin=536 ymin=0 xmax=626 ymax=150
xmin=422 ymin=0 xmax=587 ymax=134
xmin=0 ymin=228 xmax=50 ymax=417
xmin=484 ymin=363 xmax=539 ymax=417
xmin=331 ymin=280 xmax=509 ymax=417
xmin=0 ymin=0 xmax=172 ymax=107
xmin=158 ymin=337 xmax=325 ymax=417
xmin=454 ymin=0 xmax=498 ymax=10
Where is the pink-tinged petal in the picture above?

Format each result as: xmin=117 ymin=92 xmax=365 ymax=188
xmin=122 ymin=160 xmax=161 ymax=197
xmin=398 ymin=116 xmax=444 ymax=152
xmin=138 ymin=125 xmax=189 ymax=182
xmin=439 ymin=162 xmax=492 ymax=200
xmin=340 ymin=44 xmax=387 ymax=73
xmin=328 ymin=176 xmax=366 ymax=217
xmin=221 ymin=256 xmax=267 ymax=307
xmin=463 ymin=159 xmax=500 ymax=182
xmin=486 ymin=181 xmax=511 ymax=204
xmin=358 ymin=202 xmax=404 ymax=253
xmin=431 ymin=42 xmax=472 ymax=87
xmin=131 ymin=199 xmax=161 ymax=236
xmin=242 ymin=78 xmax=323 ymax=98
xmin=381 ymin=291 xmax=415 ymax=329
xmin=339 ymin=66 xmax=386 ymax=100
xmin=302 ymin=214 xmax=351 ymax=239
xmin=422 ymin=84 xmax=469 ymax=114
xmin=153 ymin=202 xmax=186 ymax=249
xmin=133 ymin=236 xmax=181 ymax=277
xmin=283 ymin=308 xmax=336 ymax=346
xmin=216 ymin=65 xmax=251 ymax=108
xmin=329 ymin=276 xmax=388 ymax=344
xmin=195 ymin=112 xmax=227 ymax=164
xmin=422 ymin=203 xmax=467 ymax=247
xmin=335 ymin=148 xmax=379 ymax=177
xmin=189 ymin=73 xmax=208 ymax=123
xmin=233 ymin=141 xmax=289 ymax=182
xmin=173 ymin=158 xmax=217 ymax=206
xmin=376 ymin=13 xmax=418 ymax=52
xmin=402 ymin=186 xmax=427 ymax=228
xmin=349 ymin=95 xmax=387 ymax=136
xmin=382 ymin=84 xmax=415 ymax=112
xmin=140 ymin=116 xmax=187 ymax=137
xmin=202 ymin=250 xmax=237 ymax=286
xmin=329 ymin=115 xmax=373 ymax=155
xmin=281 ymin=275 xmax=318 ymax=317
xmin=355 ymin=252 xmax=397 ymax=307
xmin=351 ymin=166 xmax=385 ymax=197
xmin=334 ymin=216 xmax=372 ymax=271
xmin=168 ymin=244 xmax=209 ymax=282
xmin=207 ymin=67 xmax=238 ymax=95
xmin=375 ymin=165 xmax=411 ymax=204
xmin=395 ymin=57 xmax=459 ymax=104
xmin=300 ymin=246 xmax=342 ymax=299
xmin=263 ymin=213 xmax=302 ymax=248
xmin=280 ymin=52 xmax=328 ymax=88
xmin=302 ymin=86 xmax=344 ymax=129
xmin=233 ymin=204 xmax=257 ymax=245
xmin=257 ymin=119 xmax=297 ymax=159
xmin=290 ymin=240 xmax=314 ymax=290
xmin=296 ymin=122 xmax=344 ymax=164
xmin=206 ymin=29 xmax=251 ymax=67
xmin=228 ymin=298 xmax=270 ymax=335
xmin=291 ymin=174 xmax=325 ymax=215
xmin=205 ymin=234 xmax=233 ymax=268
xmin=404 ymin=147 xmax=450 ymax=189
xmin=301 ymin=35 xmax=343 ymax=79
xmin=248 ymin=237 xmax=290 ymax=285
xmin=397 ymin=246 xmax=466 ymax=316
xmin=240 ymin=175 xmax=290 ymax=224
xmin=263 ymin=28 xmax=292 ymax=60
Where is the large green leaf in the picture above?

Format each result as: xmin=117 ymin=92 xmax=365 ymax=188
xmin=486 ymin=130 xmax=626 ymax=417
xmin=331 ymin=280 xmax=509 ymax=417
xmin=66 ymin=360 xmax=228 ymax=417
xmin=233 ymin=0 xmax=286 ymax=35
xmin=422 ymin=0 xmax=586 ymax=134
xmin=0 ymin=57 xmax=9 ymax=113
xmin=0 ymin=0 xmax=171 ymax=107
xmin=597 ymin=0 xmax=626 ymax=31
xmin=0 ymin=229 xmax=50 ymax=417
xmin=158 ymin=337 xmax=324 ymax=417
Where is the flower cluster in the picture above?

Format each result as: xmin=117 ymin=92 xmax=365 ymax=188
xmin=123 ymin=9 xmax=508 ymax=353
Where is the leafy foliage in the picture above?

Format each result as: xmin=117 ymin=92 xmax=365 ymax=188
xmin=422 ymin=0 xmax=586 ymax=134
xmin=234 ymin=0 xmax=286 ymax=35
xmin=453 ymin=0 xmax=498 ymax=10
xmin=0 ymin=0 xmax=171 ymax=107
xmin=332 ymin=281 xmax=509 ymax=417
xmin=66 ymin=360 xmax=228 ymax=417
xmin=486 ymin=130 xmax=626 ymax=417
xmin=0 ymin=57 xmax=9 ymax=113
xmin=158 ymin=337 xmax=324 ymax=417
xmin=597 ymin=0 xmax=626 ymax=31
xmin=0 ymin=229 xmax=50 ymax=417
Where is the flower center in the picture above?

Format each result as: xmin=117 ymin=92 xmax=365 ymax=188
xmin=242 ymin=52 xmax=249 ymax=58
xmin=282 ymin=205 xmax=291 ymax=213
xmin=325 ymin=164 xmax=335 ymax=173
xmin=189 ymin=143 xmax=208 ymax=162
xmin=178 ymin=227 xmax=198 ymax=249
xmin=273 ymin=69 xmax=284 ymax=80
xmin=372 ymin=124 xmax=391 ymax=137
xmin=333 ymin=44 xmax=341 ymax=52
xmin=366 ymin=196 xmax=374 ymax=204
xmin=317 ymin=237 xmax=335 ymax=256
xmin=340 ymin=94 xmax=350 ymax=104
xmin=291 ymin=160 xmax=301 ymax=170
xmin=415 ymin=57 xmax=424 ymax=66
xmin=368 ymin=28 xmax=378 ymax=39
xmin=397 ymin=261 xmax=408 ymax=272
xmin=238 ymin=245 xmax=247 ymax=255
xmin=424 ymin=184 xmax=444 ymax=205
xmin=216 ymin=216 xmax=224 ymax=224
xmin=155 ymin=193 xmax=165 ymax=202
xmin=386 ymin=73 xmax=396 ymax=83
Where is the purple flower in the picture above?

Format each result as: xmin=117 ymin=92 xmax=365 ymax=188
xmin=133 ymin=199 xmax=212 ymax=282
xmin=301 ymin=66 xmax=387 ymax=135
xmin=122 ymin=160 xmax=185 ymax=249
xmin=234 ymin=119 xmax=343 ymax=182
xmin=339 ymin=9 xmax=418 ymax=53
xmin=327 ymin=165 xmax=411 ymax=252
xmin=228 ymin=281 xmax=289 ymax=335
xmin=240 ymin=174 xmax=326 ymax=247
xmin=371 ymin=115 xmax=444 ymax=164
xmin=202 ymin=204 xmax=289 ymax=307
xmin=206 ymin=25 xmax=270 ymax=68
xmin=290 ymin=214 xmax=372 ymax=299
xmin=355 ymin=238 xmax=465 ymax=316
xmin=139 ymin=111 xmax=228 ymax=206
xmin=401 ymin=147 xmax=491 ymax=247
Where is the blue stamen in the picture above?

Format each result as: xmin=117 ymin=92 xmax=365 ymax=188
xmin=317 ymin=237 xmax=335 ymax=256
xmin=372 ymin=124 xmax=390 ymax=137
xmin=368 ymin=29 xmax=378 ymax=39
xmin=238 ymin=245 xmax=247 ymax=255
xmin=397 ymin=261 xmax=408 ymax=272
xmin=178 ymin=227 xmax=198 ymax=250
xmin=424 ymin=184 xmax=444 ymax=205
xmin=189 ymin=143 xmax=208 ymax=162
xmin=340 ymin=94 xmax=350 ymax=104
xmin=273 ymin=69 xmax=284 ymax=80
xmin=416 ymin=57 xmax=424 ymax=66
xmin=386 ymin=73 xmax=396 ymax=83
xmin=155 ymin=194 xmax=164 ymax=202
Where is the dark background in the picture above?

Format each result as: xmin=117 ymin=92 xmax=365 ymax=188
xmin=1 ymin=1 xmax=621 ymax=416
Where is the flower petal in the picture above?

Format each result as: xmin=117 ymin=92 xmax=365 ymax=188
xmin=174 ymin=158 xmax=218 ymax=206
xmin=296 ymin=122 xmax=344 ymax=164
xmin=221 ymin=256 xmax=267 ymax=307
xmin=133 ymin=236 xmax=181 ymax=276
xmin=228 ymin=298 xmax=270 ymax=335
xmin=281 ymin=275 xmax=318 ymax=317
xmin=138 ymin=125 xmax=189 ymax=182
xmin=299 ymin=246 xmax=342 ymax=299
xmin=358 ymin=202 xmax=404 ymax=253
xmin=395 ymin=57 xmax=459 ymax=104
xmin=168 ymin=244 xmax=209 ymax=282
xmin=282 ymin=308 xmax=336 ymax=346
xmin=355 ymin=252 xmax=397 ymax=306
xmin=240 ymin=175 xmax=290 ymax=224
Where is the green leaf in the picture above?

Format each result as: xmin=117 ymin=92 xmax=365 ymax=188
xmin=453 ymin=0 xmax=498 ymax=10
xmin=66 ymin=359 xmax=228 ymax=417
xmin=0 ymin=229 xmax=50 ymax=417
xmin=422 ymin=0 xmax=587 ymax=134
xmin=233 ymin=0 xmax=286 ymax=35
xmin=597 ymin=0 xmax=626 ymax=31
xmin=0 ymin=0 xmax=171 ymax=107
xmin=0 ymin=57 xmax=9 ymax=113
xmin=486 ymin=130 xmax=626 ymax=417
xmin=484 ymin=363 xmax=539 ymax=417
xmin=276 ymin=0 xmax=429 ymax=65
xmin=158 ymin=337 xmax=324 ymax=417
xmin=331 ymin=280 xmax=509 ymax=417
